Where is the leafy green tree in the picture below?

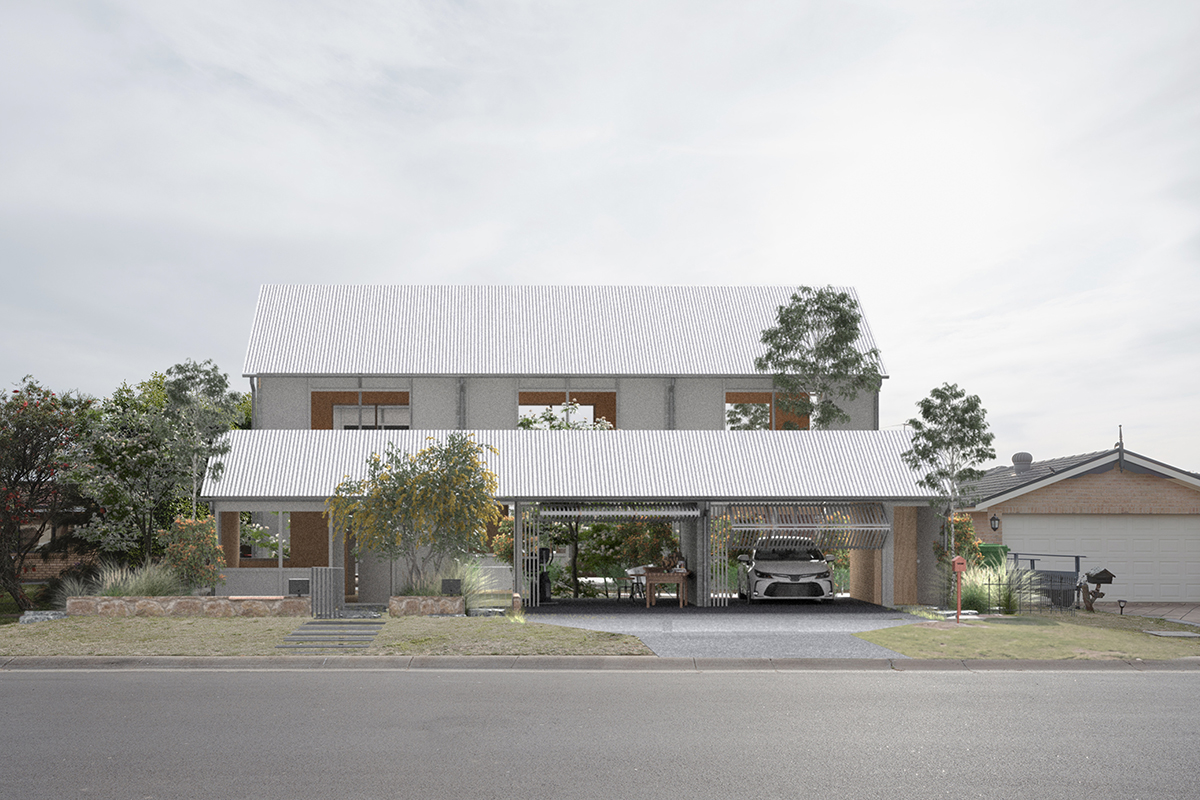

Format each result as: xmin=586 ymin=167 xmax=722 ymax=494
xmin=726 ymin=402 xmax=771 ymax=430
xmin=327 ymin=433 xmax=501 ymax=591
xmin=901 ymin=382 xmax=996 ymax=555
xmin=0 ymin=378 xmax=93 ymax=610
xmin=164 ymin=359 xmax=243 ymax=517
xmin=755 ymin=286 xmax=883 ymax=429
xmin=70 ymin=383 xmax=190 ymax=559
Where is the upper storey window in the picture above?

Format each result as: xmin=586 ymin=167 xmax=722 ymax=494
xmin=311 ymin=391 xmax=410 ymax=430
xmin=333 ymin=404 xmax=410 ymax=430
xmin=518 ymin=391 xmax=615 ymax=429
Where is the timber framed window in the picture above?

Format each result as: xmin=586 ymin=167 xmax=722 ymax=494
xmin=311 ymin=391 xmax=410 ymax=430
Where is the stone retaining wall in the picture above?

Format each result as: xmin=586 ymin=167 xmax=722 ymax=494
xmin=388 ymin=596 xmax=466 ymax=616
xmin=65 ymin=596 xmax=311 ymax=618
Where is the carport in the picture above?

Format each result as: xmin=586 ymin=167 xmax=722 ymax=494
xmin=204 ymin=428 xmax=936 ymax=609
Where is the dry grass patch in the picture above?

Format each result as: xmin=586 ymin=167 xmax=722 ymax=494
xmin=857 ymin=612 xmax=1200 ymax=660
xmin=0 ymin=615 xmax=652 ymax=657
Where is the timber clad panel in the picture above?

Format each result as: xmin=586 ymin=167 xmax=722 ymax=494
xmin=892 ymin=506 xmax=918 ymax=605
xmin=849 ymin=548 xmax=882 ymax=604
xmin=289 ymin=512 xmax=329 ymax=568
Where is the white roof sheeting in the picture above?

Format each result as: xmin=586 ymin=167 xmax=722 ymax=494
xmin=202 ymin=429 xmax=932 ymax=503
xmin=243 ymin=285 xmax=887 ymax=377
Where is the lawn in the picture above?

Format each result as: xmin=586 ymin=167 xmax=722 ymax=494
xmin=856 ymin=611 xmax=1200 ymax=660
xmin=0 ymin=614 xmax=654 ymax=657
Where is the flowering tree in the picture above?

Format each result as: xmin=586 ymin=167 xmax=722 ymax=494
xmin=755 ymin=286 xmax=883 ymax=429
xmin=158 ymin=517 xmax=226 ymax=589
xmin=327 ymin=433 xmax=501 ymax=591
xmin=0 ymin=378 xmax=93 ymax=610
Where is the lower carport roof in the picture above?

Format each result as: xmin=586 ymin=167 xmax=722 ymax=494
xmin=202 ymin=428 xmax=935 ymax=505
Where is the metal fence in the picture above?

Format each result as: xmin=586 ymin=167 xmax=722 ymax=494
xmin=945 ymin=570 xmax=1079 ymax=616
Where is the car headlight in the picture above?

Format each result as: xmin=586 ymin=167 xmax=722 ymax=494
xmin=816 ymin=570 xmax=831 ymax=579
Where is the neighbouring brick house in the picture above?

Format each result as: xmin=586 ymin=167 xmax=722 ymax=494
xmin=967 ymin=445 xmax=1200 ymax=602
xmin=203 ymin=285 xmax=946 ymax=607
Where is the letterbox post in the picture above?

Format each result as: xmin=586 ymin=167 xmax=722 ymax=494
xmin=951 ymin=556 xmax=968 ymax=623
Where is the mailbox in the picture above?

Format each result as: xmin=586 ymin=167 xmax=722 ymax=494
xmin=1085 ymin=568 xmax=1115 ymax=585
xmin=951 ymin=556 xmax=968 ymax=573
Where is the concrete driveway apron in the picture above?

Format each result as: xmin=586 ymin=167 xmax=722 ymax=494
xmin=525 ymin=598 xmax=922 ymax=659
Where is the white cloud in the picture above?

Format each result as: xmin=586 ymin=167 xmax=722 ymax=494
xmin=0 ymin=0 xmax=1196 ymax=469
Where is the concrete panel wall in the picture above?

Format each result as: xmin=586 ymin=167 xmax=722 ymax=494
xmin=822 ymin=389 xmax=879 ymax=431
xmin=411 ymin=377 xmax=458 ymax=429
xmin=256 ymin=377 xmax=311 ymax=430
xmin=467 ymin=377 xmax=518 ymax=428
xmin=675 ymin=378 xmax=725 ymax=430
xmin=217 ymin=567 xmax=312 ymax=597
xmin=617 ymin=378 xmax=667 ymax=430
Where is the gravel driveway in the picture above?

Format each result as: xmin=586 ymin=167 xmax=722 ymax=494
xmin=525 ymin=597 xmax=922 ymax=658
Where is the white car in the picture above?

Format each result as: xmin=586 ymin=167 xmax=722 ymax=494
xmin=737 ymin=537 xmax=834 ymax=602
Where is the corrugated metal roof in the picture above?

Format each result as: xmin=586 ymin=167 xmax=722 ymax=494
xmin=242 ymin=285 xmax=887 ymax=377
xmin=202 ymin=429 xmax=932 ymax=503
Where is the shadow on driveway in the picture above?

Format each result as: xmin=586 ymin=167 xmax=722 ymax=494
xmin=524 ymin=597 xmax=923 ymax=659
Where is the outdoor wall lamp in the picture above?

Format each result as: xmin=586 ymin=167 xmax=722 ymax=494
xmin=989 ymin=514 xmax=1000 ymax=532
xmin=1119 ymin=599 xmax=1127 ymax=615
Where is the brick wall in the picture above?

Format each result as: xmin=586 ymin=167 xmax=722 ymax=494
xmin=14 ymin=554 xmax=93 ymax=581
xmin=981 ymin=465 xmax=1200 ymax=542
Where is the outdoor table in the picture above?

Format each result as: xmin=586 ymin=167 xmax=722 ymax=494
xmin=644 ymin=569 xmax=689 ymax=607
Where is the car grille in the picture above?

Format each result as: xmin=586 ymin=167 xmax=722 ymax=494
xmin=763 ymin=581 xmax=825 ymax=598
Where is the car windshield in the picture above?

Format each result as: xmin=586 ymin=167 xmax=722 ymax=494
xmin=755 ymin=546 xmax=823 ymax=562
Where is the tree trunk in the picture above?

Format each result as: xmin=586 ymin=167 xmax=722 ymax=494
xmin=0 ymin=555 xmax=32 ymax=611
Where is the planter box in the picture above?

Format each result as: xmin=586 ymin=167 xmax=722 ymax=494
xmin=64 ymin=596 xmax=311 ymax=618
xmin=388 ymin=596 xmax=466 ymax=616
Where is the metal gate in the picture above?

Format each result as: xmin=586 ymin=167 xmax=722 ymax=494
xmin=707 ymin=503 xmax=892 ymax=606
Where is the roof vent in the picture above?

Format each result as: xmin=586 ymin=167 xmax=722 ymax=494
xmin=1012 ymin=452 xmax=1033 ymax=473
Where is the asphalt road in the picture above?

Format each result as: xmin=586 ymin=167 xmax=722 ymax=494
xmin=5 ymin=665 xmax=1198 ymax=799
xmin=526 ymin=597 xmax=921 ymax=657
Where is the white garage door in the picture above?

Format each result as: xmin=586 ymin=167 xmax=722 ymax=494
xmin=1003 ymin=515 xmax=1200 ymax=602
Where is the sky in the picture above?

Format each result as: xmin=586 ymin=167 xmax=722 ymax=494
xmin=1 ymin=1 xmax=1197 ymax=472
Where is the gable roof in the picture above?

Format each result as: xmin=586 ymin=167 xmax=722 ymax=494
xmin=242 ymin=285 xmax=887 ymax=378
xmin=967 ymin=447 xmax=1200 ymax=509
xmin=202 ymin=428 xmax=930 ymax=504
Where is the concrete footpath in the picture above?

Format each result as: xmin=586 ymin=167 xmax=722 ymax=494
xmin=3 ymin=654 xmax=1199 ymax=671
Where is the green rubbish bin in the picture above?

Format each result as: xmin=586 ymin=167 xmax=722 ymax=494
xmin=979 ymin=544 xmax=1009 ymax=568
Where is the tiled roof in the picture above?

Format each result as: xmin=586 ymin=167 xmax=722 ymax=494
xmin=202 ymin=428 xmax=931 ymax=503
xmin=242 ymin=285 xmax=887 ymax=377
xmin=967 ymin=450 xmax=1112 ymax=504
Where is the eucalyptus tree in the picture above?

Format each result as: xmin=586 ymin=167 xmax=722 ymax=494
xmin=901 ymin=382 xmax=996 ymax=554
xmin=755 ymin=286 xmax=883 ymax=429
